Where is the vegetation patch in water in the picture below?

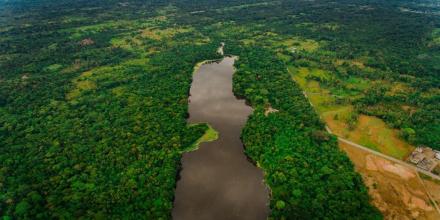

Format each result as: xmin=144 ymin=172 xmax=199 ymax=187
xmin=183 ymin=124 xmax=219 ymax=152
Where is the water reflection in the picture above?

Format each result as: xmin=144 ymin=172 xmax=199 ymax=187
xmin=172 ymin=57 xmax=269 ymax=220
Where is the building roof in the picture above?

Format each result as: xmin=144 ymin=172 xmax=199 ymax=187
xmin=417 ymin=158 xmax=436 ymax=171
xmin=409 ymin=152 xmax=425 ymax=164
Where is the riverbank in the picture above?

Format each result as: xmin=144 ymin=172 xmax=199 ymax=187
xmin=173 ymin=56 xmax=269 ymax=220
xmin=182 ymin=124 xmax=218 ymax=153
xmin=231 ymin=46 xmax=381 ymax=219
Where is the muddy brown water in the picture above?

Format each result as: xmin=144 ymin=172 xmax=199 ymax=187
xmin=172 ymin=57 xmax=269 ymax=220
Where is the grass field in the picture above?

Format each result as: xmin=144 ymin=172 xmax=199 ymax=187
xmin=326 ymin=113 xmax=414 ymax=159
xmin=288 ymin=65 xmax=414 ymax=160
xmin=278 ymin=37 xmax=320 ymax=52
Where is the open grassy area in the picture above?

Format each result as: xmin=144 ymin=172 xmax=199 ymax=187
xmin=2 ymin=0 xmax=439 ymax=218
xmin=277 ymin=37 xmax=320 ymax=52
xmin=141 ymin=27 xmax=192 ymax=40
xmin=214 ymin=1 xmax=281 ymax=12
xmin=288 ymin=65 xmax=341 ymax=113
xmin=66 ymin=69 xmax=97 ymax=100
xmin=327 ymin=113 xmax=414 ymax=159
xmin=288 ymin=64 xmax=414 ymax=160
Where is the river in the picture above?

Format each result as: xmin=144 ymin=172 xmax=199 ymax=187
xmin=172 ymin=56 xmax=269 ymax=220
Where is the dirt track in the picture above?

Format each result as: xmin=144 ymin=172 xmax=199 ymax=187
xmin=299 ymin=80 xmax=440 ymax=219
xmin=326 ymin=126 xmax=440 ymax=181
xmin=340 ymin=141 xmax=440 ymax=219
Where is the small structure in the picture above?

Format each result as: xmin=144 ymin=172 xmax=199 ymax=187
xmin=434 ymin=150 xmax=440 ymax=160
xmin=79 ymin=38 xmax=94 ymax=46
xmin=417 ymin=158 xmax=436 ymax=171
xmin=264 ymin=106 xmax=279 ymax=116
xmin=217 ymin=42 xmax=225 ymax=56
xmin=408 ymin=146 xmax=439 ymax=172
xmin=409 ymin=151 xmax=425 ymax=164
xmin=290 ymin=47 xmax=297 ymax=53
xmin=21 ymin=74 xmax=29 ymax=80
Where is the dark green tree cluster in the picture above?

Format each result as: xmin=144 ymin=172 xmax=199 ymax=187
xmin=355 ymin=86 xmax=440 ymax=149
xmin=230 ymin=46 xmax=382 ymax=219
xmin=1 ymin=0 xmax=439 ymax=218
xmin=0 ymin=1 xmax=222 ymax=218
xmin=0 ymin=42 xmax=221 ymax=219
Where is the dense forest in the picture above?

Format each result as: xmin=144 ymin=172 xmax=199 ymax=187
xmin=171 ymin=0 xmax=440 ymax=149
xmin=230 ymin=46 xmax=382 ymax=219
xmin=0 ymin=1 xmax=221 ymax=218
xmin=1 ymin=0 xmax=439 ymax=219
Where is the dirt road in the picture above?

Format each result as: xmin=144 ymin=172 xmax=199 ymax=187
xmin=325 ymin=126 xmax=440 ymax=181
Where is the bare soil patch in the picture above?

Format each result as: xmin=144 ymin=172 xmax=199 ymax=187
xmin=79 ymin=38 xmax=94 ymax=46
xmin=339 ymin=141 xmax=440 ymax=219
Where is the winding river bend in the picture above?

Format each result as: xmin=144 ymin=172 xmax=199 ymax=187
xmin=172 ymin=57 xmax=269 ymax=220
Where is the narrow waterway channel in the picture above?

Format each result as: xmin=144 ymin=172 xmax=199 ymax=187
xmin=172 ymin=56 xmax=269 ymax=220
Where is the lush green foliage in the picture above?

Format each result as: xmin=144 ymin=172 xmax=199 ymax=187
xmin=1 ymin=43 xmax=220 ymax=218
xmin=1 ymin=0 xmax=439 ymax=218
xmin=0 ymin=1 xmax=221 ymax=218
xmin=231 ymin=46 xmax=382 ymax=219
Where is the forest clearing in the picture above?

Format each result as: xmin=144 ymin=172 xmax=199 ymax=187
xmin=1 ymin=0 xmax=439 ymax=219
xmin=340 ymin=141 xmax=440 ymax=219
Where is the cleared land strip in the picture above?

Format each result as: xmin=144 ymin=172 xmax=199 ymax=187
xmin=328 ymin=125 xmax=440 ymax=216
xmin=294 ymin=68 xmax=440 ymax=181
xmin=325 ymin=126 xmax=440 ymax=181
xmin=416 ymin=172 xmax=440 ymax=216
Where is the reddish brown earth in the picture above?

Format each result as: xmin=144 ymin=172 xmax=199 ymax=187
xmin=339 ymin=141 xmax=440 ymax=220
